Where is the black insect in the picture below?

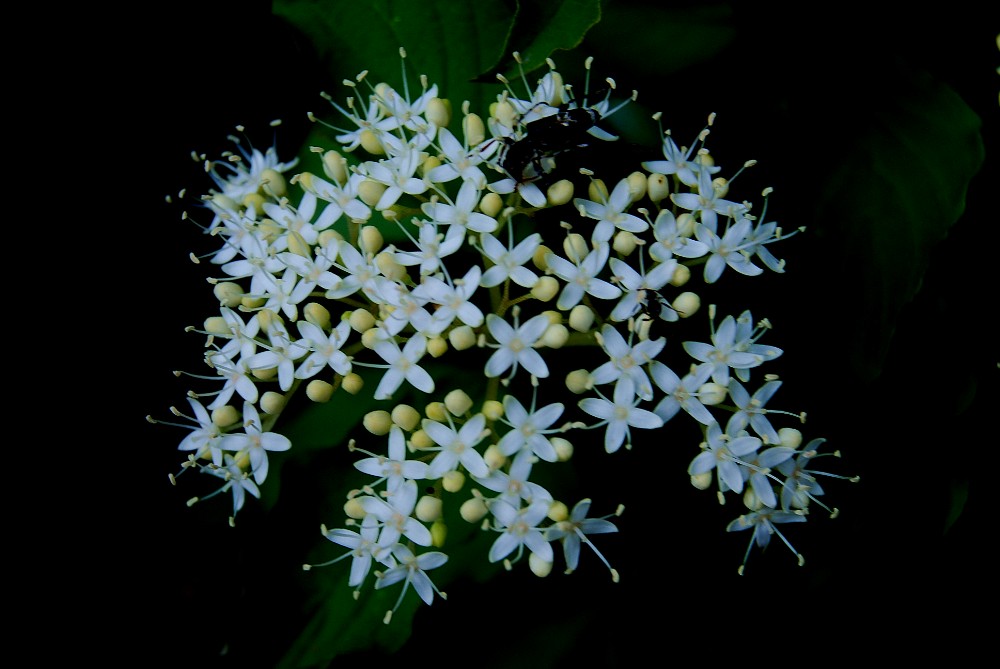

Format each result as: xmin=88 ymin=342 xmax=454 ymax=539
xmin=499 ymin=106 xmax=603 ymax=184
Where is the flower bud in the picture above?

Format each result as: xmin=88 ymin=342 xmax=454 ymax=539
xmin=626 ymin=171 xmax=647 ymax=202
xmin=359 ymin=225 xmax=384 ymax=253
xmin=322 ymin=150 xmax=348 ymax=185
xmin=482 ymin=399 xmax=504 ymax=421
xmin=426 ymin=97 xmax=451 ymax=128
xmin=415 ymin=495 xmax=443 ymax=522
xmin=546 ymin=179 xmax=574 ymax=206
xmin=542 ymin=323 xmax=569 ymax=348
xmin=529 ymin=553 xmax=553 ymax=578
xmin=463 ymin=112 xmax=486 ymax=147
xmin=425 ymin=402 xmax=447 ymax=422
xmin=306 ymin=379 xmax=335 ymax=402
xmin=260 ymin=391 xmax=286 ymax=414
xmin=441 ymin=470 xmax=465 ymax=492
xmin=444 ymin=389 xmax=474 ymax=416
xmin=779 ymin=427 xmax=803 ymax=449
xmin=448 ymin=325 xmax=476 ymax=350
xmin=588 ymin=179 xmax=608 ymax=202
xmin=483 ymin=444 xmax=506 ymax=470
xmin=357 ymin=179 xmax=386 ymax=207
xmin=340 ymin=373 xmax=364 ymax=395
xmin=212 ymin=405 xmax=240 ymax=427
xmin=391 ymin=404 xmax=421 ymax=431
xmin=479 ymin=192 xmax=503 ymax=218
xmin=563 ymin=233 xmax=588 ymax=264
xmin=565 ymin=370 xmax=593 ymax=394
xmin=531 ymin=276 xmax=559 ymax=302
xmin=613 ymin=230 xmax=638 ymax=255
xmin=349 ymin=309 xmax=376 ymax=333
xmin=260 ymin=168 xmax=287 ymax=198
xmin=676 ymin=213 xmax=697 ymax=237
xmin=673 ymin=291 xmax=700 ymax=317
xmin=204 ymin=316 xmax=229 ymax=336
xmin=375 ymin=250 xmax=406 ymax=281
xmin=213 ymin=281 xmax=244 ymax=307
xmin=359 ymin=129 xmax=384 ymax=155
xmin=698 ymin=382 xmax=728 ymax=405
xmin=690 ymin=471 xmax=713 ymax=490
xmin=344 ymin=496 xmax=366 ymax=519
xmin=460 ymin=496 xmax=488 ymax=523
xmin=547 ymin=500 xmax=569 ymax=522
xmin=568 ymin=305 xmax=595 ymax=332
xmin=430 ymin=519 xmax=447 ymax=547
xmin=427 ymin=335 xmax=448 ymax=358
xmin=410 ymin=428 xmax=434 ymax=450
xmin=363 ymin=410 xmax=393 ymax=435
xmin=647 ymin=172 xmax=669 ymax=203
xmin=669 ymin=264 xmax=691 ymax=287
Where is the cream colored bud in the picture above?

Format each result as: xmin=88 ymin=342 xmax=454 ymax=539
xmin=483 ymin=444 xmax=507 ymax=470
xmin=241 ymin=295 xmax=266 ymax=309
xmin=375 ymin=250 xmax=406 ymax=281
xmin=493 ymin=99 xmax=517 ymax=129
xmin=529 ymin=553 xmax=554 ymax=578
xmin=563 ymin=233 xmax=588 ymax=263
xmin=426 ymin=97 xmax=451 ymax=127
xmin=482 ymin=399 xmax=504 ymax=421
xmin=463 ymin=113 xmax=486 ymax=147
xmin=626 ymin=171 xmax=647 ymax=202
xmin=441 ymin=470 xmax=465 ymax=493
xmin=613 ymin=230 xmax=638 ymax=255
xmin=459 ymin=496 xmax=488 ymax=523
xmin=260 ymin=391 xmax=287 ymax=414
xmin=542 ymin=310 xmax=563 ymax=325
xmin=568 ymin=305 xmax=595 ymax=332
xmin=303 ymin=303 xmax=331 ymax=330
xmin=212 ymin=405 xmax=240 ymax=427
xmin=588 ymin=179 xmax=609 ymax=202
xmin=420 ymin=155 xmax=442 ymax=178
xmin=712 ymin=177 xmax=729 ymax=197
xmin=340 ymin=373 xmax=364 ymax=394
xmin=425 ymin=402 xmax=447 ymax=422
xmin=542 ymin=323 xmax=569 ymax=348
xmin=252 ymin=366 xmax=277 ymax=382
xmin=546 ymin=71 xmax=565 ymax=105
xmin=743 ymin=487 xmax=764 ymax=511
xmin=344 ymin=496 xmax=366 ymax=519
xmin=444 ymin=389 xmax=474 ymax=416
xmin=363 ymin=410 xmax=393 ymax=435
xmin=318 ymin=229 xmax=344 ymax=248
xmin=778 ymin=427 xmax=804 ymax=449
xmin=322 ymin=150 xmax=348 ymax=185
xmin=430 ymin=519 xmax=447 ymax=547
xmin=204 ymin=316 xmax=229 ymax=336
xmin=359 ymin=129 xmax=384 ymax=155
xmin=260 ymin=168 xmax=287 ymax=198
xmin=258 ymin=218 xmax=282 ymax=243
xmin=391 ymin=404 xmax=421 ymax=431
xmin=286 ymin=230 xmax=311 ymax=258
xmin=531 ymin=276 xmax=560 ymax=302
xmin=669 ymin=263 xmax=691 ymax=287
xmin=565 ymin=369 xmax=593 ymax=394
xmin=698 ymin=382 xmax=728 ymax=406
xmin=211 ymin=193 xmax=239 ymax=213
xmin=359 ymin=225 xmax=384 ymax=254
xmin=242 ymin=192 xmax=266 ymax=214
xmin=410 ymin=428 xmax=434 ymax=450
xmin=533 ymin=244 xmax=552 ymax=270
xmin=296 ymin=172 xmax=316 ymax=193
xmin=673 ymin=291 xmax=701 ymax=317
xmin=349 ymin=308 xmax=376 ymax=333
xmin=479 ymin=192 xmax=503 ymax=218
xmin=691 ymin=471 xmax=713 ymax=490
xmin=448 ymin=325 xmax=477 ymax=351
xmin=647 ymin=173 xmax=669 ymax=203
xmin=427 ymin=335 xmax=448 ymax=358
xmin=551 ymin=437 xmax=574 ymax=461
xmin=415 ymin=495 xmax=443 ymax=522
xmin=306 ymin=379 xmax=335 ymax=402
xmin=357 ymin=180 xmax=386 ymax=207
xmin=546 ymin=179 xmax=574 ymax=206
xmin=547 ymin=500 xmax=569 ymax=522
xmin=360 ymin=327 xmax=382 ymax=349
xmin=213 ymin=281 xmax=244 ymax=308
xmin=676 ymin=213 xmax=697 ymax=237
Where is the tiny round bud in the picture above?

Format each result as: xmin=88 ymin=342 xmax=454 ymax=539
xmin=243 ymin=192 xmax=267 ymax=214
xmin=542 ymin=323 xmax=569 ymax=348
xmin=551 ymin=437 xmax=574 ymax=461
xmin=482 ymin=399 xmax=504 ymax=421
xmin=483 ymin=444 xmax=506 ymax=470
xmin=546 ymin=179 xmax=574 ymax=206
xmin=211 ymin=193 xmax=239 ymax=213
xmin=241 ymin=295 xmax=266 ymax=309
xmin=547 ymin=500 xmax=569 ymax=522
xmin=626 ymin=171 xmax=647 ymax=202
xmin=359 ymin=225 xmax=384 ymax=254
xmin=568 ymin=305 xmax=595 ymax=332
xmin=349 ymin=308 xmax=376 ymax=333
xmin=588 ymin=179 xmax=608 ymax=202
xmin=493 ymin=99 xmax=517 ymax=129
xmin=322 ymin=150 xmax=348 ymax=185
xmin=676 ymin=213 xmax=697 ymax=237
xmin=360 ymin=327 xmax=382 ymax=349
xmin=646 ymin=172 xmax=669 ymax=203
xmin=375 ymin=250 xmax=406 ymax=281
xmin=260 ymin=391 xmax=287 ymax=414
xmin=563 ymin=233 xmax=588 ymax=263
xmin=778 ymin=427 xmax=803 ymax=449
xmin=415 ymin=495 xmax=443 ymax=522
xmin=204 ymin=316 xmax=229 ymax=336
xmin=712 ymin=177 xmax=729 ymax=197
xmin=363 ymin=410 xmax=393 ymax=435
xmin=306 ymin=379 xmax=335 ymax=402
xmin=420 ymin=154 xmax=442 ymax=177
xmin=743 ymin=487 xmax=764 ymax=511
xmin=357 ymin=179 xmax=386 ymax=207
xmin=448 ymin=325 xmax=476 ymax=351
xmin=302 ymin=302 xmax=331 ymax=330
xmin=533 ymin=244 xmax=552 ymax=270
xmin=426 ymin=97 xmax=451 ymax=127
xmin=318 ymin=229 xmax=344 ymax=248
xmin=410 ymin=428 xmax=434 ymax=450
xmin=213 ymin=281 xmax=244 ymax=308
xmin=252 ymin=366 xmax=277 ymax=382
xmin=425 ymin=402 xmax=447 ymax=422
xmin=444 ymin=389 xmax=473 ymax=416
xmin=565 ymin=370 xmax=593 ymax=394
xmin=260 ymin=168 xmax=287 ymax=198
xmin=463 ymin=112 xmax=486 ymax=146
xmin=340 ymin=373 xmax=364 ymax=394
xmin=528 ymin=552 xmax=554 ymax=578
xmin=441 ymin=470 xmax=465 ymax=492
xmin=669 ymin=264 xmax=691 ymax=287
xmin=673 ymin=291 xmax=701 ymax=317
xmin=479 ymin=192 xmax=503 ymax=218
xmin=391 ymin=404 xmax=421 ymax=431
xmin=430 ymin=519 xmax=447 ymax=547
xmin=460 ymin=496 xmax=488 ymax=523
xmin=613 ymin=230 xmax=638 ymax=255
xmin=344 ymin=496 xmax=366 ymax=519
xmin=426 ymin=335 xmax=448 ymax=358
xmin=359 ymin=129 xmax=384 ymax=155
xmin=698 ymin=382 xmax=728 ymax=405
xmin=212 ymin=405 xmax=240 ymax=427
xmin=690 ymin=471 xmax=713 ymax=490
xmin=531 ymin=276 xmax=560 ymax=302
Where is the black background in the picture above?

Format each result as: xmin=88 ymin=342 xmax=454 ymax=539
xmin=70 ymin=1 xmax=996 ymax=666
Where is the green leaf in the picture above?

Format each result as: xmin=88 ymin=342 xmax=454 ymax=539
xmin=807 ymin=64 xmax=985 ymax=381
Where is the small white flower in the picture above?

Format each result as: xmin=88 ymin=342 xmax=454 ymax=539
xmin=573 ymin=177 xmax=648 ymax=243
xmin=545 ymin=243 xmax=621 ymax=311
xmin=354 ymin=425 xmax=430 ymax=492
xmin=218 ymin=401 xmax=292 ymax=484
xmin=487 ymin=498 xmax=554 ymax=565
xmin=423 ymin=413 xmax=490 ymax=479
xmin=359 ymin=479 xmax=433 ymax=547
xmin=484 ymin=312 xmax=551 ymax=380
xmin=372 ymin=333 xmax=435 ymax=400
xmin=578 ymin=376 xmax=664 ymax=453
xmin=478 ymin=230 xmax=541 ymax=288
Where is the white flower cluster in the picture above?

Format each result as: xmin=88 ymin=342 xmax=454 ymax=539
xmin=153 ymin=50 xmax=857 ymax=622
